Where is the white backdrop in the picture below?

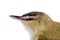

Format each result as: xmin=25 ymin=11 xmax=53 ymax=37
xmin=0 ymin=0 xmax=60 ymax=40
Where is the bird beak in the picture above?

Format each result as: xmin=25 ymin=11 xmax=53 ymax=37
xmin=10 ymin=15 xmax=22 ymax=20
xmin=10 ymin=15 xmax=27 ymax=20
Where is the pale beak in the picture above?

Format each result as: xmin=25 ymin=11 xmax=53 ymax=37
xmin=10 ymin=15 xmax=24 ymax=20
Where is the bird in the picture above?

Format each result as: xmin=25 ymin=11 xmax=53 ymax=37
xmin=10 ymin=11 xmax=60 ymax=40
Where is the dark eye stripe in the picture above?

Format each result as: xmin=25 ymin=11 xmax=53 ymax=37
xmin=26 ymin=18 xmax=34 ymax=20
xmin=25 ymin=18 xmax=35 ymax=21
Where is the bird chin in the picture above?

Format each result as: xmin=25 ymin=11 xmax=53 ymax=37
xmin=20 ymin=20 xmax=34 ymax=35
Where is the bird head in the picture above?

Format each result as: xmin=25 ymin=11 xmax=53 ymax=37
xmin=10 ymin=11 xmax=52 ymax=33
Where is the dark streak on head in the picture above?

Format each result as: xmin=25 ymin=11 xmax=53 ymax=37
xmin=10 ymin=11 xmax=43 ymax=21
xmin=21 ymin=12 xmax=40 ymax=17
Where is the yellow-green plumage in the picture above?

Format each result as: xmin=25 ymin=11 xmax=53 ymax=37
xmin=34 ymin=18 xmax=60 ymax=40
xmin=28 ymin=13 xmax=60 ymax=40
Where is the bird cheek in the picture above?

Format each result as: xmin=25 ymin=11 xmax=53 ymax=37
xmin=28 ymin=22 xmax=36 ymax=30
